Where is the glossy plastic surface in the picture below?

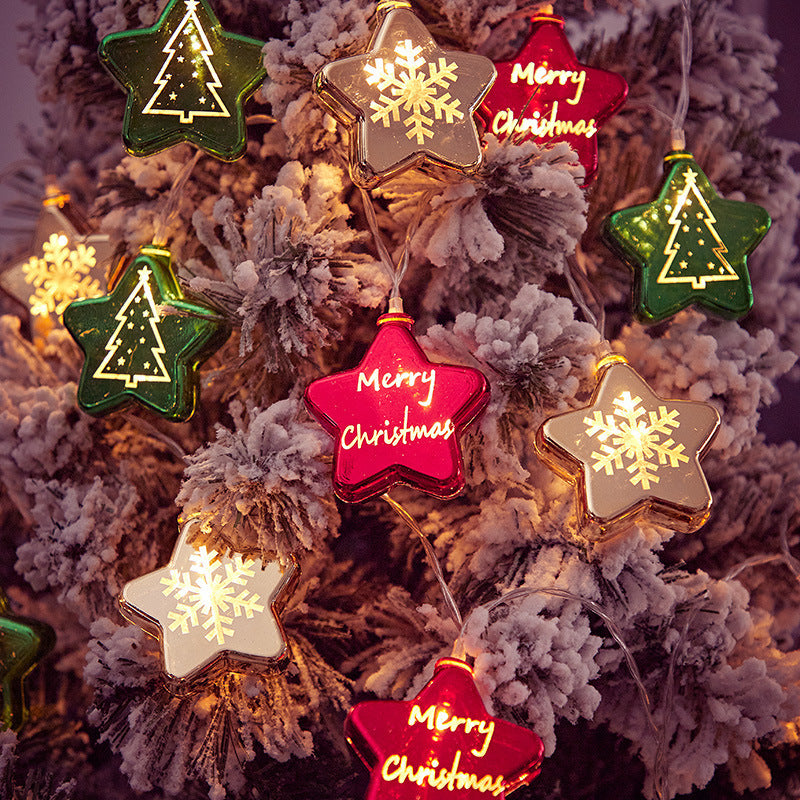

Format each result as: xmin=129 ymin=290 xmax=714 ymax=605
xmin=120 ymin=519 xmax=296 ymax=682
xmin=536 ymin=358 xmax=720 ymax=536
xmin=99 ymin=0 xmax=266 ymax=160
xmin=64 ymin=244 xmax=230 ymax=421
xmin=0 ymin=191 xmax=113 ymax=331
xmin=313 ymin=3 xmax=496 ymax=188
xmin=304 ymin=312 xmax=489 ymax=502
xmin=478 ymin=14 xmax=627 ymax=185
xmin=604 ymin=151 xmax=771 ymax=322
xmin=345 ymin=657 xmax=545 ymax=799
xmin=0 ymin=590 xmax=54 ymax=731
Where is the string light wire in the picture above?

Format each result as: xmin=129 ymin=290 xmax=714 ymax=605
xmin=153 ymin=149 xmax=203 ymax=246
xmin=670 ymin=0 xmax=692 ymax=150
xmin=359 ymin=187 xmax=433 ymax=305
xmin=382 ymin=493 xmax=463 ymax=631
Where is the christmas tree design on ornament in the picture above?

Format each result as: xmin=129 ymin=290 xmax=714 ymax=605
xmin=656 ymin=166 xmax=740 ymax=290
xmin=98 ymin=0 xmax=266 ymax=160
xmin=604 ymin=151 xmax=771 ymax=322
xmin=63 ymin=245 xmax=230 ymax=421
xmin=92 ymin=265 xmax=171 ymax=388
xmin=142 ymin=0 xmax=229 ymax=124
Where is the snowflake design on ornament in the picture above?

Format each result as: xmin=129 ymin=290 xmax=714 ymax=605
xmin=23 ymin=233 xmax=101 ymax=317
xmin=584 ymin=391 xmax=689 ymax=489
xmin=160 ymin=545 xmax=265 ymax=645
xmin=365 ymin=39 xmax=464 ymax=144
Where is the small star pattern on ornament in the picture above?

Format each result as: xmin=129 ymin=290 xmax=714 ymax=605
xmin=0 ymin=590 xmax=55 ymax=731
xmin=313 ymin=0 xmax=496 ymax=187
xmin=304 ymin=311 xmax=489 ymax=503
xmin=63 ymin=245 xmax=230 ymax=422
xmin=345 ymin=657 xmax=545 ymax=800
xmin=120 ymin=520 xmax=296 ymax=681
xmin=604 ymin=151 xmax=771 ymax=322
xmin=478 ymin=13 xmax=627 ymax=186
xmin=98 ymin=0 xmax=267 ymax=160
xmin=535 ymin=356 xmax=720 ymax=536
xmin=0 ymin=191 xmax=112 ymax=331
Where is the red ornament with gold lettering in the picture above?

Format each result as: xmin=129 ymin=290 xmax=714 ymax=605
xmin=304 ymin=310 xmax=489 ymax=503
xmin=478 ymin=13 xmax=627 ymax=185
xmin=345 ymin=657 xmax=545 ymax=799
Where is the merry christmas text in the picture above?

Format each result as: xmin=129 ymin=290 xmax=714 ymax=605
xmin=377 ymin=704 xmax=505 ymax=796
xmin=356 ymin=367 xmax=437 ymax=407
xmin=490 ymin=101 xmax=597 ymax=140
xmin=510 ymin=62 xmax=587 ymax=105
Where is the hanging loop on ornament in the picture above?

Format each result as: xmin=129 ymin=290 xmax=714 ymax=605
xmin=152 ymin=149 xmax=203 ymax=247
xmin=382 ymin=493 xmax=463 ymax=631
xmin=358 ymin=187 xmax=433 ymax=310
xmin=670 ymin=0 xmax=692 ymax=151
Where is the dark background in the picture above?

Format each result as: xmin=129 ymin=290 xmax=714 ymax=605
xmin=0 ymin=0 xmax=797 ymax=440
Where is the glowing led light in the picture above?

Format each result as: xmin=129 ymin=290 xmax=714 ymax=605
xmin=536 ymin=357 xmax=720 ymax=536
xmin=304 ymin=312 xmax=489 ymax=502
xmin=604 ymin=151 xmax=771 ymax=322
xmin=312 ymin=0 xmax=496 ymax=188
xmin=345 ymin=657 xmax=545 ymax=799
xmin=120 ymin=520 xmax=296 ymax=681
xmin=99 ymin=0 xmax=267 ymax=160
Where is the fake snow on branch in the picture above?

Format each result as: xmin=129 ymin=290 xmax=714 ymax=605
xmin=177 ymin=398 xmax=338 ymax=563
xmin=190 ymin=161 xmax=386 ymax=375
xmin=377 ymin=137 xmax=587 ymax=316
xmin=421 ymin=283 xmax=601 ymax=484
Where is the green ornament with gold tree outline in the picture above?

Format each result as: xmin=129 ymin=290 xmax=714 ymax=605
xmin=603 ymin=151 xmax=771 ymax=323
xmin=98 ymin=0 xmax=267 ymax=161
xmin=63 ymin=244 xmax=230 ymax=422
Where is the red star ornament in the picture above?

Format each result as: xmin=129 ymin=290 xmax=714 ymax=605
xmin=345 ymin=657 xmax=545 ymax=800
xmin=304 ymin=312 xmax=489 ymax=503
xmin=478 ymin=13 xmax=628 ymax=185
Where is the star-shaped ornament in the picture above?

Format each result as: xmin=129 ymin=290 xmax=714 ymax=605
xmin=63 ymin=244 xmax=230 ymax=422
xmin=120 ymin=520 xmax=297 ymax=681
xmin=346 ymin=657 xmax=545 ymax=799
xmin=313 ymin=0 xmax=496 ymax=188
xmin=305 ymin=310 xmax=489 ymax=503
xmin=0 ymin=188 xmax=114 ymax=336
xmin=99 ymin=0 xmax=267 ymax=160
xmin=604 ymin=151 xmax=771 ymax=322
xmin=535 ymin=355 xmax=720 ymax=536
xmin=478 ymin=13 xmax=627 ymax=185
xmin=0 ymin=589 xmax=55 ymax=731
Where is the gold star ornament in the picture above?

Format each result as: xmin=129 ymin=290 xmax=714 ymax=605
xmin=120 ymin=520 xmax=297 ymax=681
xmin=535 ymin=355 xmax=720 ymax=537
xmin=313 ymin=0 xmax=496 ymax=188
xmin=0 ymin=187 xmax=113 ymax=337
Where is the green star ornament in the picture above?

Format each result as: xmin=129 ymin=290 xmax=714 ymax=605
xmin=63 ymin=245 xmax=230 ymax=422
xmin=604 ymin=151 xmax=771 ymax=323
xmin=0 ymin=590 xmax=55 ymax=731
xmin=99 ymin=0 xmax=267 ymax=161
